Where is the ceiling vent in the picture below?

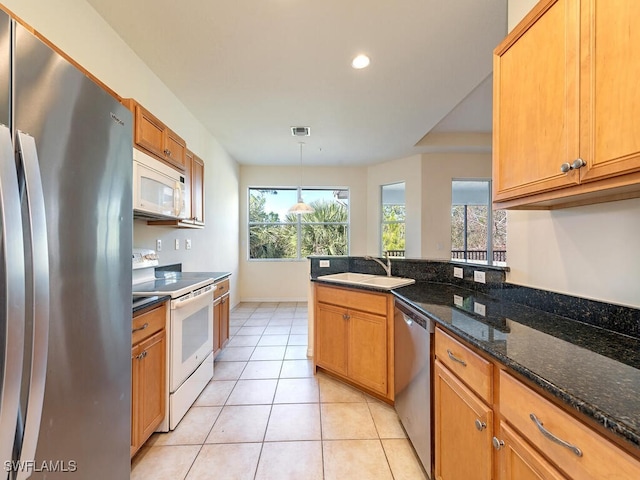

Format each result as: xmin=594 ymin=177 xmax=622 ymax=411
xmin=291 ymin=126 xmax=311 ymax=137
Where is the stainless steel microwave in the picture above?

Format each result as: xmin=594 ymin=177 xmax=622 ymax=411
xmin=133 ymin=148 xmax=187 ymax=219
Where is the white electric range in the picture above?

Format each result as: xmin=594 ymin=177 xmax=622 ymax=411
xmin=132 ymin=248 xmax=215 ymax=431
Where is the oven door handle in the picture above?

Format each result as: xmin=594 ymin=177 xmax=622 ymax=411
xmin=171 ymin=291 xmax=213 ymax=310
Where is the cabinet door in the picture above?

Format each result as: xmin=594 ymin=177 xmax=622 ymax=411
xmin=579 ymin=0 xmax=640 ymax=182
xmin=138 ymin=330 xmax=166 ymax=443
xmin=191 ymin=154 xmax=205 ymax=224
xmin=315 ymin=302 xmax=348 ymax=376
xmin=134 ymin=104 xmax=165 ymax=159
xmin=164 ymin=128 xmax=186 ymax=171
xmin=493 ymin=0 xmax=580 ymax=202
xmin=220 ymin=295 xmax=230 ymax=349
xmin=495 ymin=421 xmax=567 ymax=480
xmin=347 ymin=309 xmax=387 ymax=395
xmin=434 ymin=359 xmax=492 ymax=480
xmin=213 ymin=298 xmax=222 ymax=357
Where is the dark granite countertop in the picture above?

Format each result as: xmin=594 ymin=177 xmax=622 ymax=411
xmin=132 ymin=294 xmax=170 ymax=314
xmin=391 ymin=281 xmax=640 ymax=452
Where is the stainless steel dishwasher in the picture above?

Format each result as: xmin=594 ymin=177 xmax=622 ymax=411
xmin=394 ymin=298 xmax=434 ymax=478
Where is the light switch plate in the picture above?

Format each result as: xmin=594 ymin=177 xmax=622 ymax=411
xmin=319 ymin=260 xmax=330 ymax=267
xmin=174 ymin=239 xmax=180 ymax=250
xmin=474 ymin=302 xmax=486 ymax=316
xmin=474 ymin=271 xmax=486 ymax=284
xmin=453 ymin=267 xmax=463 ymax=279
xmin=185 ymin=239 xmax=192 ymax=250
xmin=156 ymin=239 xmax=162 ymax=251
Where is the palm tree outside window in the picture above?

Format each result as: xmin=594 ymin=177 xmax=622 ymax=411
xmin=248 ymin=187 xmax=349 ymax=260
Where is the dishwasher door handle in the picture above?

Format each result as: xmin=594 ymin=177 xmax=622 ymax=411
xmin=403 ymin=314 xmax=413 ymax=326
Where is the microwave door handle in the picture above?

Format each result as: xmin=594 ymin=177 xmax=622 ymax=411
xmin=174 ymin=182 xmax=182 ymax=217
xmin=0 ymin=124 xmax=26 ymax=467
xmin=15 ymin=132 xmax=50 ymax=480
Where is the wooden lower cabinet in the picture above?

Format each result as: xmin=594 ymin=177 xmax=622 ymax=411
xmin=434 ymin=359 xmax=493 ymax=480
xmin=435 ymin=326 xmax=640 ymax=480
xmin=131 ymin=303 xmax=167 ymax=457
xmin=213 ymin=278 xmax=231 ymax=358
xmin=314 ymin=283 xmax=393 ymax=400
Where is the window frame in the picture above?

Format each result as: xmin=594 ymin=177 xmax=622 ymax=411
xmin=247 ymin=186 xmax=350 ymax=261
xmin=380 ymin=182 xmax=406 ymax=257
xmin=450 ymin=178 xmax=507 ymax=265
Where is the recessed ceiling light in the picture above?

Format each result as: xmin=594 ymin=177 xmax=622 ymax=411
xmin=351 ymin=54 xmax=370 ymax=69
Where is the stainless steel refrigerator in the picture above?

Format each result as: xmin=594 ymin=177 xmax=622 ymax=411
xmin=0 ymin=9 xmax=132 ymax=479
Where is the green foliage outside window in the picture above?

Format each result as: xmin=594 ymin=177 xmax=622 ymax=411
xmin=249 ymin=189 xmax=348 ymax=259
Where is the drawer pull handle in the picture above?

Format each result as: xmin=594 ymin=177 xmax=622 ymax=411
xmin=132 ymin=322 xmax=149 ymax=333
xmin=136 ymin=351 xmax=147 ymax=360
xmin=474 ymin=419 xmax=486 ymax=431
xmin=530 ymin=413 xmax=583 ymax=457
xmin=446 ymin=349 xmax=467 ymax=367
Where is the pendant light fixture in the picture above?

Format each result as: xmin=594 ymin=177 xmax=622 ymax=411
xmin=288 ymin=142 xmax=315 ymax=214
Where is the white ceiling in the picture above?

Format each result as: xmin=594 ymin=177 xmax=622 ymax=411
xmin=86 ymin=0 xmax=507 ymax=166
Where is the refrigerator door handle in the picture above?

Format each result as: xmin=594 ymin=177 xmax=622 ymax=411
xmin=15 ymin=131 xmax=50 ymax=479
xmin=0 ymin=124 xmax=26 ymax=471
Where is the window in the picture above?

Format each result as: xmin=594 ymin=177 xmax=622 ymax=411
xmin=451 ymin=180 xmax=507 ymax=264
xmin=381 ymin=182 xmax=406 ymax=257
xmin=248 ymin=187 xmax=349 ymax=260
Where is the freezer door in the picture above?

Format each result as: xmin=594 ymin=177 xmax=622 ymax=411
xmin=14 ymin=23 xmax=133 ymax=479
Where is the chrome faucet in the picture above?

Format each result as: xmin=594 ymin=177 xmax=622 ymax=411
xmin=364 ymin=254 xmax=392 ymax=277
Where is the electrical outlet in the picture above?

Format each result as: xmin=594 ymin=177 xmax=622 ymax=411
xmin=453 ymin=295 xmax=463 ymax=307
xmin=185 ymin=239 xmax=192 ymax=250
xmin=453 ymin=267 xmax=463 ymax=279
xmin=156 ymin=239 xmax=162 ymax=251
xmin=174 ymin=239 xmax=180 ymax=250
xmin=474 ymin=271 xmax=486 ymax=284
xmin=319 ymin=260 xmax=330 ymax=267
xmin=474 ymin=302 xmax=486 ymax=316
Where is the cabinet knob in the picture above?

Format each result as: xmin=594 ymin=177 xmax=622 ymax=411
xmin=475 ymin=419 xmax=486 ymax=431
xmin=342 ymin=313 xmax=350 ymax=320
xmin=164 ymin=148 xmax=172 ymax=157
xmin=560 ymin=158 xmax=586 ymax=174
xmin=492 ymin=437 xmax=504 ymax=450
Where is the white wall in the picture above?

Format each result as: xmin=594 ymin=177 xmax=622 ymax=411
xmin=5 ymin=0 xmax=241 ymax=306
xmin=239 ymin=164 xmax=367 ymax=302
xmin=367 ymin=155 xmax=422 ymax=258
xmin=505 ymin=0 xmax=640 ymax=308
xmin=421 ymin=153 xmax=493 ymax=259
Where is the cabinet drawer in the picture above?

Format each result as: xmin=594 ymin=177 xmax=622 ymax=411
xmin=132 ymin=303 xmax=166 ymax=345
xmin=435 ymin=328 xmax=492 ymax=403
xmin=315 ymin=284 xmax=387 ymax=315
xmin=214 ymin=279 xmax=230 ymax=299
xmin=500 ymin=370 xmax=640 ymax=480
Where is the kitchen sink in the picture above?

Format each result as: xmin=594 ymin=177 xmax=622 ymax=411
xmin=316 ymin=272 xmax=415 ymax=290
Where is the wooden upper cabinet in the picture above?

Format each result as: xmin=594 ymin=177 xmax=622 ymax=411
xmin=191 ymin=154 xmax=205 ymax=224
xmin=493 ymin=0 xmax=640 ymax=209
xmin=183 ymin=149 xmax=193 ymax=220
xmin=493 ymin=0 xmax=580 ymax=203
xmin=123 ymin=98 xmax=187 ymax=171
xmin=578 ymin=0 xmax=640 ymax=183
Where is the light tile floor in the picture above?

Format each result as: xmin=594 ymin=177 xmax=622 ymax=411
xmin=131 ymin=302 xmax=427 ymax=480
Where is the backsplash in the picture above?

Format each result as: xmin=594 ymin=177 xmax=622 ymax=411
xmin=309 ymin=256 xmax=639 ymax=339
